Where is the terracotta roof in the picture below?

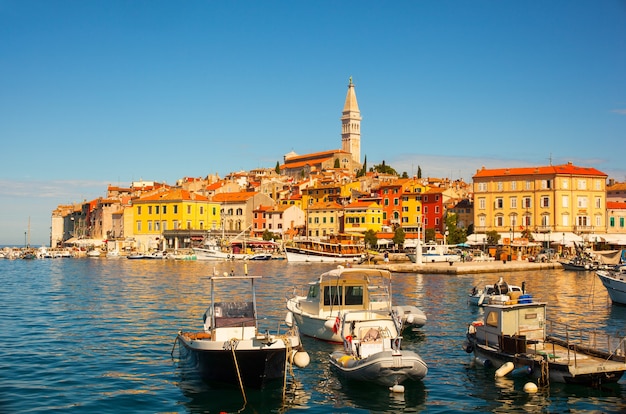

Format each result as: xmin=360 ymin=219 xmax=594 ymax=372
xmin=608 ymin=182 xmax=626 ymax=191
xmin=607 ymin=201 xmax=626 ymax=210
xmin=308 ymin=201 xmax=343 ymax=210
xmin=137 ymin=188 xmax=209 ymax=202
xmin=345 ymin=200 xmax=380 ymax=209
xmin=473 ymin=163 xmax=607 ymax=178
xmin=212 ymin=191 xmax=257 ymax=202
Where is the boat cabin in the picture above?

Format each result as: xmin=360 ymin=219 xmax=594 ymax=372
xmin=475 ymin=302 xmax=547 ymax=353
xmin=297 ymin=268 xmax=392 ymax=317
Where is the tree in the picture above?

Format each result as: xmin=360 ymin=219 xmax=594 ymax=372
xmin=521 ymin=228 xmax=534 ymax=242
xmin=445 ymin=213 xmax=467 ymax=245
xmin=425 ymin=228 xmax=436 ymax=243
xmin=357 ymin=155 xmax=368 ymax=178
xmin=417 ymin=166 xmax=422 ymax=179
xmin=486 ymin=230 xmax=500 ymax=246
xmin=401 ymin=171 xmax=408 ymax=178
xmin=392 ymin=227 xmax=406 ymax=247
xmin=364 ymin=229 xmax=378 ymax=249
xmin=370 ymin=160 xmax=398 ymax=176
xmin=275 ymin=161 xmax=280 ymax=174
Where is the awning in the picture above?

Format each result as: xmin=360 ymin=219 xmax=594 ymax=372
xmin=466 ymin=234 xmax=487 ymax=245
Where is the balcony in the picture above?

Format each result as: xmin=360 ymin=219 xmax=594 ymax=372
xmin=574 ymin=225 xmax=594 ymax=234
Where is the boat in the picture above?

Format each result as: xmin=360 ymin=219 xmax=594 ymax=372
xmin=406 ymin=241 xmax=461 ymax=263
xmin=284 ymin=234 xmax=366 ymax=263
xmin=597 ymin=265 xmax=626 ymax=306
xmin=86 ymin=249 xmax=102 ymax=257
xmin=246 ymin=252 xmax=273 ymax=260
xmin=468 ymin=277 xmax=525 ymax=306
xmin=174 ymin=274 xmax=309 ymax=389
xmin=285 ymin=267 xmax=426 ymax=342
xmin=328 ymin=310 xmax=428 ymax=387
xmin=464 ymin=294 xmax=626 ymax=387
xmin=560 ymin=255 xmax=596 ymax=271
xmin=127 ymin=252 xmax=146 ymax=259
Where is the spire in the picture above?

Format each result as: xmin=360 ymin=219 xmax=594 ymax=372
xmin=343 ymin=76 xmax=360 ymax=113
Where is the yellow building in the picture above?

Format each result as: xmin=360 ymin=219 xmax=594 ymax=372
xmin=130 ymin=188 xmax=220 ymax=251
xmin=473 ymin=162 xmax=607 ymax=240
xmin=400 ymin=178 xmax=428 ymax=233
xmin=306 ymin=201 xmax=343 ymax=238
xmin=344 ymin=200 xmax=383 ymax=234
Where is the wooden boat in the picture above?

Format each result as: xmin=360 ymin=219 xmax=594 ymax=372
xmin=468 ymin=277 xmax=525 ymax=306
xmin=175 ymin=275 xmax=309 ymax=389
xmin=285 ymin=267 xmax=426 ymax=342
xmin=329 ymin=310 xmax=427 ymax=387
xmin=464 ymin=295 xmax=626 ymax=387
xmin=597 ymin=266 xmax=626 ymax=306
xmin=284 ymin=234 xmax=366 ymax=263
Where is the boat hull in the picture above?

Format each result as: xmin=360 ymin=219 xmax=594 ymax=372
xmin=597 ymin=270 xmax=626 ymax=306
xmin=470 ymin=342 xmax=625 ymax=385
xmin=285 ymin=247 xmax=363 ymax=263
xmin=329 ymin=350 xmax=427 ymax=386
xmin=178 ymin=335 xmax=290 ymax=388
xmin=193 ymin=248 xmax=248 ymax=261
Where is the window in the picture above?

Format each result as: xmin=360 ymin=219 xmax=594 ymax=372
xmin=148 ymin=206 xmax=152 ymax=214
xmin=577 ymin=196 xmax=588 ymax=208
xmin=136 ymin=221 xmax=142 ymax=231
xmin=621 ymin=217 xmax=625 ymax=228
xmin=137 ymin=206 xmax=141 ymax=215
xmin=595 ymin=180 xmax=602 ymax=190
xmin=173 ymin=220 xmax=179 ymax=229
xmin=511 ymin=181 xmax=517 ymax=191
xmin=495 ymin=198 xmax=503 ymax=209
xmin=541 ymin=180 xmax=552 ymax=189
xmin=495 ymin=216 xmax=504 ymax=226
xmin=155 ymin=221 xmax=160 ymax=231
xmin=478 ymin=182 xmax=487 ymax=192
xmin=510 ymin=197 xmax=517 ymax=209
xmin=562 ymin=179 xmax=569 ymax=189
xmin=595 ymin=197 xmax=601 ymax=209
xmin=479 ymin=216 xmax=486 ymax=227
xmin=199 ymin=221 xmax=204 ymax=229
xmin=610 ymin=217 xmax=615 ymax=227
xmin=562 ymin=195 xmax=569 ymax=208
xmin=479 ymin=198 xmax=486 ymax=210
xmin=394 ymin=198 xmax=399 ymax=206
xmin=435 ymin=206 xmax=440 ymax=214
xmin=323 ymin=286 xmax=342 ymax=306
xmin=541 ymin=215 xmax=550 ymax=227
xmin=163 ymin=206 xmax=167 ymax=214
xmin=148 ymin=221 xmax=152 ymax=231
xmin=384 ymin=199 xmax=389 ymax=206
xmin=200 ymin=206 xmax=204 ymax=215
xmin=525 ymin=181 xmax=532 ymax=190
xmin=162 ymin=221 xmax=167 ymax=231
xmin=186 ymin=221 xmax=191 ymax=229
xmin=155 ymin=206 xmax=159 ymax=215
xmin=562 ymin=215 xmax=569 ymax=226
xmin=541 ymin=197 xmax=550 ymax=208
xmin=523 ymin=197 xmax=531 ymax=208
xmin=187 ymin=205 xmax=192 ymax=214
xmin=173 ymin=205 xmax=178 ymax=214
xmin=577 ymin=179 xmax=587 ymax=190
xmin=497 ymin=182 xmax=503 ymax=191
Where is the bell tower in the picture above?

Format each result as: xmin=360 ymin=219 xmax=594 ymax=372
xmin=341 ymin=77 xmax=361 ymax=164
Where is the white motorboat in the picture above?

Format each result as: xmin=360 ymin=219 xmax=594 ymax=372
xmin=285 ymin=266 xmax=426 ymax=343
xmin=468 ymin=277 xmax=525 ymax=306
xmin=597 ymin=266 xmax=626 ymax=305
xmin=464 ymin=295 xmax=626 ymax=386
xmin=329 ymin=310 xmax=427 ymax=387
xmin=175 ymin=275 xmax=309 ymax=389
xmin=406 ymin=241 xmax=461 ymax=263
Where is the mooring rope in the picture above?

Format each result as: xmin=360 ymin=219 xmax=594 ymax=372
xmin=170 ymin=333 xmax=180 ymax=357
xmin=227 ymin=338 xmax=247 ymax=407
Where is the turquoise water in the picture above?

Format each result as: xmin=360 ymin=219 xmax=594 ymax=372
xmin=0 ymin=258 xmax=625 ymax=413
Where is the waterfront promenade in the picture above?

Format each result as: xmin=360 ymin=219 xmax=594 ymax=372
xmin=359 ymin=257 xmax=561 ymax=274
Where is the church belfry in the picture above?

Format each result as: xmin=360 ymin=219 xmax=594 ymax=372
xmin=341 ymin=77 xmax=361 ymax=164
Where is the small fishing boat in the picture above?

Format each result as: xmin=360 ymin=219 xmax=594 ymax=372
xmin=406 ymin=241 xmax=461 ymax=263
xmin=464 ymin=294 xmax=626 ymax=387
xmin=596 ymin=265 xmax=626 ymax=306
xmin=175 ymin=274 xmax=309 ymax=389
xmin=246 ymin=252 xmax=273 ymax=260
xmin=328 ymin=310 xmax=427 ymax=387
xmin=468 ymin=277 xmax=525 ymax=306
xmin=285 ymin=267 xmax=426 ymax=343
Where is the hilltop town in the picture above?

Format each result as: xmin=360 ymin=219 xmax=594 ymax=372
xmin=50 ymin=79 xmax=626 ymax=254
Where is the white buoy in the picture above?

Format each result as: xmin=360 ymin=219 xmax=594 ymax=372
xmin=285 ymin=311 xmax=293 ymax=327
xmin=389 ymin=384 xmax=405 ymax=393
xmin=293 ymin=351 xmax=310 ymax=368
xmin=495 ymin=362 xmax=515 ymax=378
xmin=523 ymin=382 xmax=538 ymax=393
xmin=323 ymin=319 xmax=336 ymax=330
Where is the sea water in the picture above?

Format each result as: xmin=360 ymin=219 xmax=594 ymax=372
xmin=0 ymin=258 xmax=625 ymax=413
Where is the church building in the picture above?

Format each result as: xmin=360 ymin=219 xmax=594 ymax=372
xmin=281 ymin=77 xmax=363 ymax=177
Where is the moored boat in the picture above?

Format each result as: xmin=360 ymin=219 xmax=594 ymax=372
xmin=406 ymin=241 xmax=461 ymax=263
xmin=174 ymin=274 xmax=309 ymax=389
xmin=597 ymin=266 xmax=626 ymax=306
xmin=285 ymin=266 xmax=426 ymax=342
xmin=284 ymin=234 xmax=366 ymax=263
xmin=468 ymin=277 xmax=526 ymax=306
xmin=328 ymin=310 xmax=427 ymax=387
xmin=464 ymin=294 xmax=626 ymax=387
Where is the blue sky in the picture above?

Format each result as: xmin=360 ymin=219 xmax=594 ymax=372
xmin=1 ymin=0 xmax=625 ymax=246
